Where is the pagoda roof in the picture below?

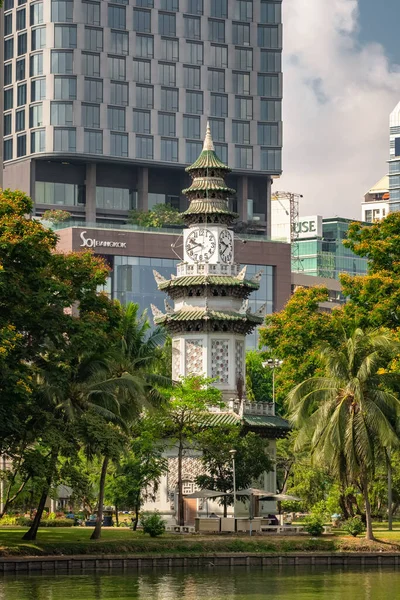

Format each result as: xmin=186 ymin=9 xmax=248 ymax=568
xmin=185 ymin=122 xmax=231 ymax=174
xmin=154 ymin=307 xmax=263 ymax=325
xmin=195 ymin=412 xmax=290 ymax=438
xmin=158 ymin=275 xmax=259 ymax=291
xmin=182 ymin=199 xmax=238 ymax=218
xmin=182 ymin=177 xmax=236 ymax=196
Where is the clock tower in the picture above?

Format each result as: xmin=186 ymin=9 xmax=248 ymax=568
xmin=152 ymin=123 xmax=264 ymax=398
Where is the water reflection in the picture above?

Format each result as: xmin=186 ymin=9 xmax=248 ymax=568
xmin=0 ymin=567 xmax=399 ymax=600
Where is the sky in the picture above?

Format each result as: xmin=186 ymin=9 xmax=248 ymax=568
xmin=277 ymin=0 xmax=400 ymax=219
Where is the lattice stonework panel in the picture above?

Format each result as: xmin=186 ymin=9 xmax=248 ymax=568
xmin=185 ymin=339 xmax=203 ymax=375
xmin=235 ymin=340 xmax=244 ymax=380
xmin=211 ymin=340 xmax=229 ymax=384
xmin=172 ymin=339 xmax=181 ymax=379
xmin=167 ymin=457 xmax=204 ymax=492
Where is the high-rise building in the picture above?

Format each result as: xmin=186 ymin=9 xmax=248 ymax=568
xmin=1 ymin=0 xmax=283 ymax=234
xmin=388 ymin=101 xmax=400 ymax=212
xmin=361 ymin=175 xmax=389 ymax=223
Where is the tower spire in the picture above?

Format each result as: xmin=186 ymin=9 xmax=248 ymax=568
xmin=203 ymin=120 xmax=215 ymax=151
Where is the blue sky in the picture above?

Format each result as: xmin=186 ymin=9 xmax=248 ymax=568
xmin=358 ymin=0 xmax=400 ymax=64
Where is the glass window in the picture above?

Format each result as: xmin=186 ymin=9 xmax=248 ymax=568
xmin=183 ymin=115 xmax=200 ymax=139
xmin=187 ymin=0 xmax=202 ymax=14
xmin=158 ymin=112 xmax=175 ymax=136
xmin=235 ymin=146 xmax=252 ymax=169
xmin=51 ymin=50 xmax=73 ymax=74
xmin=17 ymin=134 xmax=27 ymax=157
xmin=82 ymin=52 xmax=100 ymax=77
xmin=54 ymin=75 xmax=77 ymax=100
xmin=160 ymin=0 xmax=178 ymax=10
xmin=260 ymin=98 xmax=281 ymax=121
xmin=109 ymin=55 xmax=126 ymax=80
xmin=4 ymin=38 xmax=14 ymax=61
xmin=261 ymin=148 xmax=281 ymax=172
xmin=30 ymin=2 xmax=43 ymax=24
xmin=31 ymin=27 xmax=45 ymax=50
xmin=110 ymin=81 xmax=128 ymax=105
xmin=54 ymin=25 xmax=76 ymax=48
xmin=159 ymin=62 xmax=176 ymax=86
xmin=136 ymin=84 xmax=153 ymax=109
xmin=235 ymin=0 xmax=252 ymax=21
xmin=4 ymin=63 xmax=12 ymax=86
xmin=136 ymin=135 xmax=153 ymax=159
xmin=184 ymin=65 xmax=200 ymax=89
xmin=133 ymin=109 xmax=150 ymax=134
xmin=108 ymin=106 xmax=125 ymax=131
xmin=210 ymin=0 xmax=227 ymax=18
xmin=4 ymin=13 xmax=13 ymax=36
xmin=82 ymin=103 xmax=100 ymax=128
xmin=133 ymin=58 xmax=150 ymax=83
xmin=30 ymin=53 xmax=43 ymax=75
xmin=16 ymin=109 xmax=25 ymax=132
xmin=17 ymin=83 xmax=27 ymax=105
xmin=233 ymin=71 xmax=250 ymax=95
xmin=258 ymin=122 xmax=280 ymax=145
xmin=84 ymin=129 xmax=103 ymax=154
xmin=258 ymin=73 xmax=281 ymax=97
xmin=232 ymin=120 xmax=250 ymax=144
xmin=83 ymin=1 xmax=100 ymax=25
xmin=36 ymin=181 xmax=84 ymax=205
xmin=16 ymin=8 xmax=26 ymax=30
xmin=85 ymin=27 xmax=103 ymax=51
xmin=31 ymin=129 xmax=45 ymax=153
xmin=133 ymin=8 xmax=151 ymax=32
xmin=210 ymin=44 xmax=227 ymax=68
xmin=235 ymin=47 xmax=252 ymax=70
xmin=96 ymin=186 xmax=135 ymax=210
xmin=210 ymin=93 xmax=227 ymax=117
xmin=31 ymin=78 xmax=45 ymax=101
xmin=110 ymin=133 xmax=128 ymax=157
xmin=84 ymin=78 xmax=103 ymax=103
xmin=161 ymin=87 xmax=178 ymax=111
xmin=111 ymin=30 xmax=128 ymax=54
xmin=159 ymin=12 xmax=176 ymax=36
xmin=3 ymin=139 xmax=13 ymax=162
xmin=136 ymin=34 xmax=153 ymax=58
xmin=51 ymin=0 xmax=73 ymax=22
xmin=260 ymin=1 xmax=281 ymax=24
xmin=257 ymin=24 xmax=281 ymax=48
xmin=186 ymin=140 xmax=202 ymax=163
xmin=136 ymin=0 xmax=153 ymax=6
xmin=161 ymin=138 xmax=178 ymax=162
xmin=184 ymin=15 xmax=200 ymax=39
xmin=4 ymin=113 xmax=12 ymax=137
xmin=16 ymin=58 xmax=25 ymax=81
xmin=208 ymin=68 xmax=224 ymax=92
xmin=260 ymin=50 xmax=281 ymax=72
xmin=161 ymin=37 xmax=178 ymax=61
xmin=235 ymin=96 xmax=252 ymax=120
xmin=208 ymin=19 xmax=224 ymax=43
xmin=186 ymin=41 xmax=203 ymax=65
xmin=214 ymin=142 xmax=227 ymax=164
xmin=17 ymin=33 xmax=27 ymax=55
xmin=50 ymin=101 xmax=72 ymax=125
xmin=233 ymin=22 xmax=250 ymax=46
xmin=4 ymin=88 xmax=13 ymax=111
xmin=108 ymin=4 xmax=126 ymax=29
xmin=209 ymin=118 xmax=224 ymax=142
xmin=4 ymin=0 xmax=14 ymax=9
xmin=186 ymin=90 xmax=203 ymax=114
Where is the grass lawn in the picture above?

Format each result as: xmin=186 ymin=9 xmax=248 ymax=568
xmin=1 ymin=525 xmax=400 ymax=557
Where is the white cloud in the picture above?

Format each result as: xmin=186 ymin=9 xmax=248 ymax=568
xmin=277 ymin=0 xmax=400 ymax=219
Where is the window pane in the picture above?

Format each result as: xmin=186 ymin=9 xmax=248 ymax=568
xmin=133 ymin=58 xmax=150 ymax=83
xmin=208 ymin=19 xmax=224 ymax=43
xmin=161 ymin=37 xmax=178 ymax=61
xmin=136 ymin=85 xmax=153 ymax=108
xmin=257 ymin=73 xmax=281 ymax=97
xmin=17 ymin=134 xmax=27 ymax=157
xmin=31 ymin=78 xmax=45 ymax=101
xmin=183 ymin=115 xmax=200 ymax=139
xmin=31 ymin=128 xmax=45 ymax=152
xmin=233 ymin=71 xmax=250 ymax=95
xmin=186 ymin=140 xmax=202 ymax=163
xmin=17 ymin=83 xmax=27 ymax=105
xmin=260 ymin=99 xmax=281 ymax=121
xmin=184 ymin=15 xmax=200 ymax=39
xmin=235 ymin=146 xmax=252 ymax=169
xmin=261 ymin=148 xmax=281 ymax=172
xmin=260 ymin=1 xmax=281 ymax=24
xmin=4 ymin=38 xmax=14 ymax=60
xmin=133 ymin=8 xmax=151 ymax=32
xmin=186 ymin=90 xmax=203 ymax=114
xmin=85 ymin=26 xmax=103 ymax=52
xmin=208 ymin=68 xmax=224 ymax=92
xmin=136 ymin=135 xmax=153 ymax=159
xmin=82 ymin=103 xmax=100 ymax=128
xmin=54 ymin=25 xmax=76 ymax=48
xmin=210 ymin=93 xmax=227 ymax=117
xmin=3 ymin=139 xmax=13 ymax=161
xmin=51 ymin=50 xmax=73 ymax=74
xmin=187 ymin=0 xmax=202 ymax=15
xmin=111 ymin=30 xmax=128 ymax=54
xmin=4 ymin=13 xmax=13 ymax=36
xmin=232 ymin=120 xmax=250 ymax=144
xmin=136 ymin=34 xmax=153 ymax=58
xmin=258 ymin=122 xmax=280 ymax=145
xmin=83 ymin=1 xmax=100 ymax=25
xmin=186 ymin=41 xmax=203 ymax=65
xmin=184 ymin=65 xmax=200 ymax=89
xmin=159 ymin=12 xmax=176 ymax=36
xmin=54 ymin=75 xmax=77 ymax=100
xmin=17 ymin=32 xmax=27 ymax=55
xmin=108 ymin=5 xmax=126 ymax=29
xmin=210 ymin=0 xmax=227 ymax=18
xmin=4 ymin=88 xmax=14 ymax=111
xmin=159 ymin=62 xmax=176 ymax=86
xmin=110 ymin=133 xmax=128 ymax=157
xmin=235 ymin=47 xmax=252 ymax=70
xmin=16 ymin=109 xmax=25 ymax=132
xmin=16 ymin=8 xmax=26 ymax=30
xmin=84 ymin=129 xmax=103 ymax=154
xmin=54 ymin=127 xmax=76 ymax=152
xmin=210 ymin=43 xmax=227 ymax=68
xmin=257 ymin=24 xmax=281 ymax=48
xmin=209 ymin=118 xmax=224 ymax=142
xmin=4 ymin=63 xmax=13 ymax=86
xmin=50 ymin=101 xmax=72 ymax=126
xmin=4 ymin=113 xmax=12 ymax=136
xmin=109 ymin=55 xmax=126 ymax=80
xmin=82 ymin=52 xmax=100 ymax=77
xmin=235 ymin=96 xmax=252 ymax=120
xmin=260 ymin=50 xmax=281 ymax=72
xmin=51 ymin=0 xmax=73 ymax=22
xmin=161 ymin=138 xmax=178 ymax=162
xmin=133 ymin=109 xmax=151 ymax=134
xmin=84 ymin=77 xmax=103 ymax=102
xmin=30 ymin=52 xmax=43 ymax=75
xmin=110 ymin=81 xmax=128 ymax=105
xmin=158 ymin=112 xmax=176 ymax=136
xmin=161 ymin=87 xmax=178 ymax=111
xmin=160 ymin=0 xmax=178 ymax=10
xmin=30 ymin=2 xmax=44 ymax=25
xmin=235 ymin=0 xmax=252 ymax=21
xmin=15 ymin=58 xmax=25 ymax=80
xmin=108 ymin=106 xmax=125 ymax=131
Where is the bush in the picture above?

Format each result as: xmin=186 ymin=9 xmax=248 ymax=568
xmin=342 ymin=517 xmax=365 ymax=537
xmin=140 ymin=512 xmax=165 ymax=537
xmin=304 ymin=515 xmax=324 ymax=537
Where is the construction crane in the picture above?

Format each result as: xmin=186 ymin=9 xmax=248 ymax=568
xmin=271 ymin=191 xmax=304 ymax=272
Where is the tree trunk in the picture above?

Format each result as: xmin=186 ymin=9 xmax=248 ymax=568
xmin=177 ymin=441 xmax=184 ymax=526
xmin=387 ymin=449 xmax=393 ymax=531
xmin=1 ymin=476 xmax=31 ymax=518
xmin=223 ymin=497 xmax=227 ymax=518
xmin=91 ymin=455 xmax=109 ymax=540
xmin=361 ymin=474 xmax=375 ymax=541
xmin=115 ymin=505 xmax=119 ymax=527
xmin=22 ymin=450 xmax=58 ymax=541
xmin=133 ymin=504 xmax=139 ymax=531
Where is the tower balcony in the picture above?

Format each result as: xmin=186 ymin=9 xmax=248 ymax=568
xmin=228 ymin=400 xmax=276 ymax=417
xmin=177 ymin=262 xmax=241 ymax=277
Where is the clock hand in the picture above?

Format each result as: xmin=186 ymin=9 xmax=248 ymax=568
xmin=188 ymin=242 xmax=204 ymax=250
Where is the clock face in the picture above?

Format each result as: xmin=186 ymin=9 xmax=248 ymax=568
xmin=219 ymin=230 xmax=234 ymax=263
xmin=185 ymin=228 xmax=216 ymax=262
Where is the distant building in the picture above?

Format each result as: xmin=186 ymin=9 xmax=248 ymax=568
xmin=362 ymin=175 xmax=389 ymax=223
xmin=389 ymin=102 xmax=400 ymax=212
xmin=291 ymin=272 xmax=344 ymax=312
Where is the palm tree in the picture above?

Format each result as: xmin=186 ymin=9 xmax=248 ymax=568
xmin=287 ymin=328 xmax=400 ymax=541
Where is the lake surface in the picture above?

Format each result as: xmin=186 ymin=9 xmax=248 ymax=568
xmin=0 ymin=566 xmax=399 ymax=600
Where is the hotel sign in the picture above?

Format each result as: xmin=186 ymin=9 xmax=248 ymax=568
xmin=79 ymin=230 xmax=127 ymax=249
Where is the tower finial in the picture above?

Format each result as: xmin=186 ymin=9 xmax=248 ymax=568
xmin=203 ymin=120 xmax=215 ymax=151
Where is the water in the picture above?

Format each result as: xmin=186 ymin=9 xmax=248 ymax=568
xmin=0 ymin=567 xmax=398 ymax=600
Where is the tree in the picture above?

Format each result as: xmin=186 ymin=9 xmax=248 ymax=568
xmin=245 ymin=350 xmax=273 ymax=403
xmin=129 ymin=204 xmax=183 ymax=228
xmin=41 ymin=209 xmax=71 ymax=224
xmin=196 ymin=427 xmax=273 ymax=516
xmin=287 ymin=328 xmax=400 ymax=540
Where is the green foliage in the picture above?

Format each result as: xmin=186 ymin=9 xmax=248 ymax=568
xmin=140 ymin=512 xmax=166 ymax=537
xmin=342 ymin=517 xmax=365 ymax=537
xmin=304 ymin=515 xmax=324 ymax=537
xmin=129 ymin=204 xmax=183 ymax=228
xmin=245 ymin=350 xmax=273 ymax=403
xmin=41 ymin=210 xmax=71 ymax=224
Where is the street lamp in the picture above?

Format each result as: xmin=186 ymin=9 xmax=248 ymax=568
xmin=262 ymin=358 xmax=283 ymax=404
xmin=229 ymin=449 xmax=237 ymax=519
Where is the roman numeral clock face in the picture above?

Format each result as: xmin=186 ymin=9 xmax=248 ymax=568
xmin=219 ymin=230 xmax=233 ymax=263
xmin=185 ymin=228 xmax=216 ymax=262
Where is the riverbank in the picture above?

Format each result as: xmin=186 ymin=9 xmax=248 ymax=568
xmin=2 ymin=527 xmax=400 ymax=559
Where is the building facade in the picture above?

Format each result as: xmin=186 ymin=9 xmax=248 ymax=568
xmin=389 ymin=101 xmax=400 ymax=212
xmin=1 ymin=0 xmax=283 ymax=233
xmin=361 ymin=175 xmax=389 ymax=223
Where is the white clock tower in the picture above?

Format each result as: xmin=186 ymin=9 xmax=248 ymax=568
xmin=152 ymin=123 xmax=264 ymax=398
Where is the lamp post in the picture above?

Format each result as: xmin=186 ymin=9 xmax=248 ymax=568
xmin=262 ymin=358 xmax=283 ymax=404
xmin=229 ymin=449 xmax=237 ymax=519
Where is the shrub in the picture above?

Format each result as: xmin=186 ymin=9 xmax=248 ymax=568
xmin=342 ymin=517 xmax=365 ymax=537
xmin=42 ymin=209 xmax=71 ymax=224
xmin=0 ymin=515 xmax=18 ymax=526
xmin=140 ymin=512 xmax=165 ymax=537
xmin=304 ymin=515 xmax=324 ymax=537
